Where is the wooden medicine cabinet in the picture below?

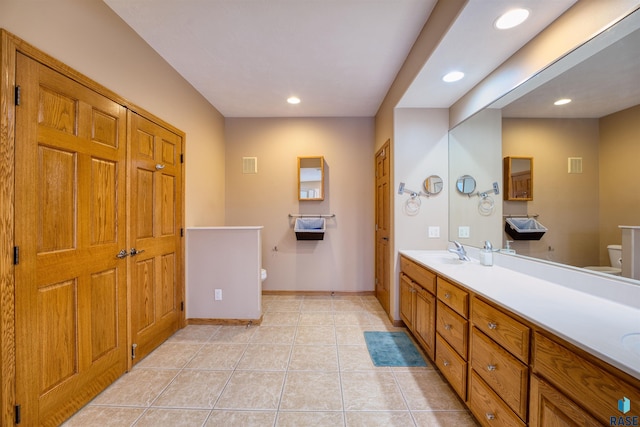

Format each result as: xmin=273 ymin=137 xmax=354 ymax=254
xmin=298 ymin=156 xmax=324 ymax=200
xmin=504 ymin=156 xmax=533 ymax=201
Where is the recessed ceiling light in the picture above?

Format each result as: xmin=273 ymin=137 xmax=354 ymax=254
xmin=554 ymin=98 xmax=572 ymax=106
xmin=442 ymin=71 xmax=465 ymax=83
xmin=287 ymin=96 xmax=301 ymax=105
xmin=495 ymin=9 xmax=530 ymax=30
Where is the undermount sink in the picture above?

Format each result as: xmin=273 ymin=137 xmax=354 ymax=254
xmin=621 ymin=333 xmax=640 ymax=357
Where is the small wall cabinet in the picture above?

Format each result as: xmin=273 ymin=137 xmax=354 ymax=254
xmin=298 ymin=156 xmax=324 ymax=200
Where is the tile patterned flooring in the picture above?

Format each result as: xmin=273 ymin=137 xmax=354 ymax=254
xmin=64 ymin=295 xmax=478 ymax=426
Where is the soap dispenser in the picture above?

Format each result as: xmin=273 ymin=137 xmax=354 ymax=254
xmin=480 ymin=240 xmax=493 ymax=266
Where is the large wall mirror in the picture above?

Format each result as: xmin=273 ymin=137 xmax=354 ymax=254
xmin=298 ymin=156 xmax=325 ymax=201
xmin=449 ymin=9 xmax=640 ymax=281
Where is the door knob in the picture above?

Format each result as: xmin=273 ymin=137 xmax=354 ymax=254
xmin=116 ymin=249 xmax=129 ymax=259
xmin=130 ymin=248 xmax=146 ymax=256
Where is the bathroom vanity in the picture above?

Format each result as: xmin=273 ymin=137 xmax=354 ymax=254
xmin=399 ymin=250 xmax=640 ymax=426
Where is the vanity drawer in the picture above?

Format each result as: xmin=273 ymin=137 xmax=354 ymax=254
xmin=436 ymin=301 xmax=468 ymax=358
xmin=437 ymin=277 xmax=468 ymax=318
xmin=400 ymin=256 xmax=436 ymax=294
xmin=533 ymin=332 xmax=640 ymax=425
xmin=470 ymin=327 xmax=528 ymax=420
xmin=435 ymin=333 xmax=467 ymax=400
xmin=469 ymin=371 xmax=526 ymax=427
xmin=471 ymin=298 xmax=529 ymax=363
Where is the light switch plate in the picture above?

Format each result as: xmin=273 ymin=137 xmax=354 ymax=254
xmin=428 ymin=226 xmax=440 ymax=238
xmin=458 ymin=226 xmax=470 ymax=238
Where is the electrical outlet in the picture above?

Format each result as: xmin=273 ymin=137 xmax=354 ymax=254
xmin=214 ymin=289 xmax=222 ymax=301
xmin=458 ymin=226 xmax=470 ymax=239
xmin=428 ymin=226 xmax=440 ymax=238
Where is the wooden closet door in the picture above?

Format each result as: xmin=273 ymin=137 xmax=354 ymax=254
xmin=129 ymin=111 xmax=183 ymax=364
xmin=14 ymin=53 xmax=128 ymax=426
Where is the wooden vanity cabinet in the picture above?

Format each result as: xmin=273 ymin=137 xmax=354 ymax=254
xmin=399 ymin=257 xmax=436 ymax=360
xmin=469 ymin=297 xmax=530 ymax=425
xmin=398 ymin=255 xmax=640 ymax=427
xmin=531 ymin=332 xmax=640 ymax=426
xmin=435 ymin=277 xmax=470 ymax=401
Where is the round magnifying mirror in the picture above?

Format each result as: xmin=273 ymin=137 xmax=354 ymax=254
xmin=423 ymin=175 xmax=443 ymax=195
xmin=456 ymin=175 xmax=476 ymax=194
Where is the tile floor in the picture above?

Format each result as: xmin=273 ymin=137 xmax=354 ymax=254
xmin=64 ymin=295 xmax=478 ymax=426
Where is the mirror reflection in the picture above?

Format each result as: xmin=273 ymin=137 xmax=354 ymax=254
xmin=456 ymin=175 xmax=476 ymax=195
xmin=448 ymin=11 xmax=640 ymax=280
xmin=298 ymin=156 xmax=324 ymax=201
xmin=503 ymin=156 xmax=533 ymax=201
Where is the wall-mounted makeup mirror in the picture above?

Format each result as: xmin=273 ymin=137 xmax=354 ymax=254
xmin=456 ymin=175 xmax=476 ymax=195
xmin=504 ymin=156 xmax=533 ymax=201
xmin=298 ymin=156 xmax=324 ymax=201
xmin=424 ymin=175 xmax=444 ymax=195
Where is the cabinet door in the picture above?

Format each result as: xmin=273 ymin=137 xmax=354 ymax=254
xmin=414 ymin=287 xmax=435 ymax=360
xmin=399 ymin=274 xmax=414 ymax=328
xmin=529 ymin=375 xmax=600 ymax=427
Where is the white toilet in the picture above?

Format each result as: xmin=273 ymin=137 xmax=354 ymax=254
xmin=584 ymin=244 xmax=622 ymax=275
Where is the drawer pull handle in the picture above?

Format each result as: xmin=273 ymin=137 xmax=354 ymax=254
xmin=488 ymin=321 xmax=498 ymax=330
xmin=444 ymin=324 xmax=452 ymax=331
xmin=443 ymin=360 xmax=450 ymax=367
xmin=444 ymin=292 xmax=451 ymax=299
xmin=485 ymin=413 xmax=495 ymax=420
xmin=487 ymin=364 xmax=497 ymax=371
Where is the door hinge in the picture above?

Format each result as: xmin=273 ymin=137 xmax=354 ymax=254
xmin=180 ymin=301 xmax=184 ymax=311
xmin=180 ymin=228 xmax=184 ymax=237
xmin=15 ymin=85 xmax=21 ymax=106
xmin=131 ymin=343 xmax=137 ymax=360
xmin=15 ymin=404 xmax=21 ymax=424
xmin=180 ymin=153 xmax=184 ymax=163
xmin=13 ymin=246 xmax=19 ymax=265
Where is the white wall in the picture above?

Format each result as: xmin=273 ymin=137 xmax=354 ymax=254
xmin=0 ymin=0 xmax=227 ymax=226
xmin=224 ymin=117 xmax=375 ymax=293
xmin=392 ymin=108 xmax=449 ymax=319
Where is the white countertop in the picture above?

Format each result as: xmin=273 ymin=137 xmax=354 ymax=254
xmin=400 ymin=250 xmax=640 ymax=379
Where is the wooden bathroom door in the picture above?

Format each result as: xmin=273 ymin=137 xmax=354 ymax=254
xmin=129 ymin=111 xmax=184 ymax=364
xmin=14 ymin=53 xmax=129 ymax=425
xmin=375 ymin=140 xmax=391 ymax=314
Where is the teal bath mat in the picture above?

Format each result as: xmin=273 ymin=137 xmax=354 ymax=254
xmin=364 ymin=331 xmax=427 ymax=367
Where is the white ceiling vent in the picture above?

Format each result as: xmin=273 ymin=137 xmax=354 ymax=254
xmin=568 ymin=157 xmax=583 ymax=174
xmin=242 ymin=157 xmax=258 ymax=174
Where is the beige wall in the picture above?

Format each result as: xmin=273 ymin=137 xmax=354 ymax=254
xmin=599 ymin=104 xmax=640 ymax=261
xmin=0 ymin=0 xmax=227 ymax=226
xmin=225 ymin=117 xmax=375 ymax=292
xmin=502 ymin=118 xmax=600 ymax=267
xmin=392 ymin=108 xmax=449 ymax=319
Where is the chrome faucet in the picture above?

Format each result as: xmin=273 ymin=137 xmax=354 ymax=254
xmin=448 ymin=241 xmax=470 ymax=261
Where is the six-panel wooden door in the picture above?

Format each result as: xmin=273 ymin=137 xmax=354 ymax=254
xmin=14 ymin=53 xmax=129 ymax=426
xmin=12 ymin=51 xmax=184 ymax=424
xmin=375 ymin=140 xmax=391 ymax=314
xmin=129 ymin=111 xmax=183 ymax=364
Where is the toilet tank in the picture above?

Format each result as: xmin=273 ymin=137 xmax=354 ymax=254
xmin=607 ymin=244 xmax=622 ymax=267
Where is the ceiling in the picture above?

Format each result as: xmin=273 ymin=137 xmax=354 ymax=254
xmin=500 ymin=16 xmax=640 ymax=118
xmin=103 ymin=0 xmax=576 ymax=118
